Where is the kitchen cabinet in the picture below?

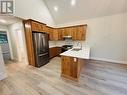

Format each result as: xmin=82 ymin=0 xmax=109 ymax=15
xmin=46 ymin=26 xmax=54 ymax=40
xmin=53 ymin=28 xmax=59 ymax=40
xmin=56 ymin=25 xmax=87 ymax=40
xmin=57 ymin=28 xmax=64 ymax=40
xmin=23 ymin=19 xmax=87 ymax=67
xmin=49 ymin=47 xmax=62 ymax=59
xmin=31 ymin=20 xmax=46 ymax=32
xmin=76 ymin=26 xmax=86 ymax=40
xmin=25 ymin=19 xmax=87 ymax=41
xmin=61 ymin=56 xmax=85 ymax=81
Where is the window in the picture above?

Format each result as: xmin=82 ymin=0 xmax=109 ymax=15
xmin=0 ymin=32 xmax=8 ymax=44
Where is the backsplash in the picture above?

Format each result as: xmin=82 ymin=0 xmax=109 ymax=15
xmin=49 ymin=41 xmax=89 ymax=48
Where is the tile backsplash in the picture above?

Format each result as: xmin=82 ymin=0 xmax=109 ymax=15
xmin=49 ymin=41 xmax=89 ymax=48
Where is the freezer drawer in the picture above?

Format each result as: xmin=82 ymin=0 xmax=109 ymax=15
xmin=36 ymin=53 xmax=49 ymax=67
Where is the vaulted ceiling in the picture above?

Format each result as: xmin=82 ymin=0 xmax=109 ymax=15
xmin=43 ymin=0 xmax=127 ymax=24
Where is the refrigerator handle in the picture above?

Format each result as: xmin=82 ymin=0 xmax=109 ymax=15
xmin=38 ymin=52 xmax=48 ymax=57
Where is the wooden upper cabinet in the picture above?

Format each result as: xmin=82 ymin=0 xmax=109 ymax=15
xmin=56 ymin=28 xmax=65 ymax=40
xmin=71 ymin=27 xmax=77 ymax=40
xmin=46 ymin=26 xmax=54 ymax=40
xmin=53 ymin=28 xmax=59 ymax=40
xmin=31 ymin=20 xmax=46 ymax=32
xmin=30 ymin=19 xmax=87 ymax=41
xmin=58 ymin=28 xmax=65 ymax=40
xmin=72 ymin=25 xmax=86 ymax=40
xmin=77 ymin=25 xmax=86 ymax=40
xmin=56 ymin=25 xmax=87 ymax=40
xmin=25 ymin=19 xmax=87 ymax=41
xmin=65 ymin=27 xmax=72 ymax=36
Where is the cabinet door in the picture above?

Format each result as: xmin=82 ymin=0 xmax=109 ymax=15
xmin=56 ymin=47 xmax=62 ymax=55
xmin=61 ymin=28 xmax=68 ymax=36
xmin=31 ymin=21 xmax=45 ymax=32
xmin=49 ymin=47 xmax=62 ymax=58
xmin=77 ymin=26 xmax=86 ymax=40
xmin=71 ymin=26 xmax=86 ymax=40
xmin=57 ymin=28 xmax=64 ymax=40
xmin=31 ymin=21 xmax=39 ymax=31
xmin=53 ymin=28 xmax=59 ymax=40
xmin=65 ymin=27 xmax=73 ymax=36
xmin=40 ymin=24 xmax=44 ymax=32
xmin=49 ymin=27 xmax=54 ymax=40
xmin=61 ymin=56 xmax=78 ymax=78
xmin=49 ymin=47 xmax=56 ymax=58
xmin=71 ymin=27 xmax=77 ymax=40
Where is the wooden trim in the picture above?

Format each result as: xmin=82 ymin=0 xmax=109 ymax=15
xmin=57 ymin=24 xmax=87 ymax=29
xmin=23 ymin=20 xmax=36 ymax=66
xmin=46 ymin=25 xmax=54 ymax=29
xmin=28 ymin=19 xmax=46 ymax=26
xmin=61 ymin=74 xmax=78 ymax=82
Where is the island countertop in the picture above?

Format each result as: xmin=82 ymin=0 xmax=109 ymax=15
xmin=60 ymin=47 xmax=90 ymax=59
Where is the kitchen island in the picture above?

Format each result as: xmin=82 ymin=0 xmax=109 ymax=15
xmin=60 ymin=47 xmax=90 ymax=81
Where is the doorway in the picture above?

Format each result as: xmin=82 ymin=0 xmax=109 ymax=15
xmin=0 ymin=31 xmax=11 ymax=63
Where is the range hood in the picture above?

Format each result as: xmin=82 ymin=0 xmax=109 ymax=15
xmin=63 ymin=36 xmax=72 ymax=39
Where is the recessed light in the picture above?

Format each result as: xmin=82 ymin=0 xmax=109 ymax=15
xmin=54 ymin=6 xmax=58 ymax=12
xmin=71 ymin=0 xmax=76 ymax=6
xmin=0 ymin=19 xmax=6 ymax=23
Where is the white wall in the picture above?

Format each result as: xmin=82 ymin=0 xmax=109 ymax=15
xmin=56 ymin=13 xmax=127 ymax=64
xmin=8 ymin=22 xmax=28 ymax=63
xmin=0 ymin=46 xmax=7 ymax=80
xmin=14 ymin=0 xmax=55 ymax=26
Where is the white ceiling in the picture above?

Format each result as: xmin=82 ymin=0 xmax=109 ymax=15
xmin=43 ymin=0 xmax=127 ymax=24
xmin=0 ymin=15 xmax=23 ymax=26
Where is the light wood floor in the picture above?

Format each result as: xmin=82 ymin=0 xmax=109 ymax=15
xmin=0 ymin=57 xmax=127 ymax=95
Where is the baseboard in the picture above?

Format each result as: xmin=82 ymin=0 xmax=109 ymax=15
xmin=90 ymin=57 xmax=127 ymax=64
xmin=0 ymin=72 xmax=7 ymax=80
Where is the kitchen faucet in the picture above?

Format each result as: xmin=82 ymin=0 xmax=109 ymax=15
xmin=77 ymin=42 xmax=82 ymax=50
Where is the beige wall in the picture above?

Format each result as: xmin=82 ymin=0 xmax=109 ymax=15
xmin=56 ymin=13 xmax=127 ymax=64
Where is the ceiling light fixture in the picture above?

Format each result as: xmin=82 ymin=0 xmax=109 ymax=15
xmin=0 ymin=19 xmax=6 ymax=23
xmin=71 ymin=0 xmax=76 ymax=6
xmin=54 ymin=6 xmax=58 ymax=12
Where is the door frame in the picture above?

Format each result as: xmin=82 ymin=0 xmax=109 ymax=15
xmin=0 ymin=29 xmax=13 ymax=60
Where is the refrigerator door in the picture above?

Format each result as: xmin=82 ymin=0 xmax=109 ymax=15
xmin=32 ymin=32 xmax=49 ymax=67
xmin=33 ymin=32 xmax=49 ymax=54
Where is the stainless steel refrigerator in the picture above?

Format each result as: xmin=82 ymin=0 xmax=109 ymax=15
xmin=32 ymin=32 xmax=49 ymax=67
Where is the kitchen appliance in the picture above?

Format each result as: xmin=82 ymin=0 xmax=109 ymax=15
xmin=32 ymin=32 xmax=49 ymax=67
xmin=63 ymin=36 xmax=72 ymax=39
xmin=61 ymin=45 xmax=73 ymax=52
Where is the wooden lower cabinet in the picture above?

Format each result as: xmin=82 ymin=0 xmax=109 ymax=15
xmin=61 ymin=56 xmax=85 ymax=81
xmin=49 ymin=47 xmax=62 ymax=59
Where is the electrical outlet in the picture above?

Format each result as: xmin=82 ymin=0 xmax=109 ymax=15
xmin=74 ymin=58 xmax=77 ymax=62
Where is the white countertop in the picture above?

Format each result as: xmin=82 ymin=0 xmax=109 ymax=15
xmin=60 ymin=47 xmax=90 ymax=59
